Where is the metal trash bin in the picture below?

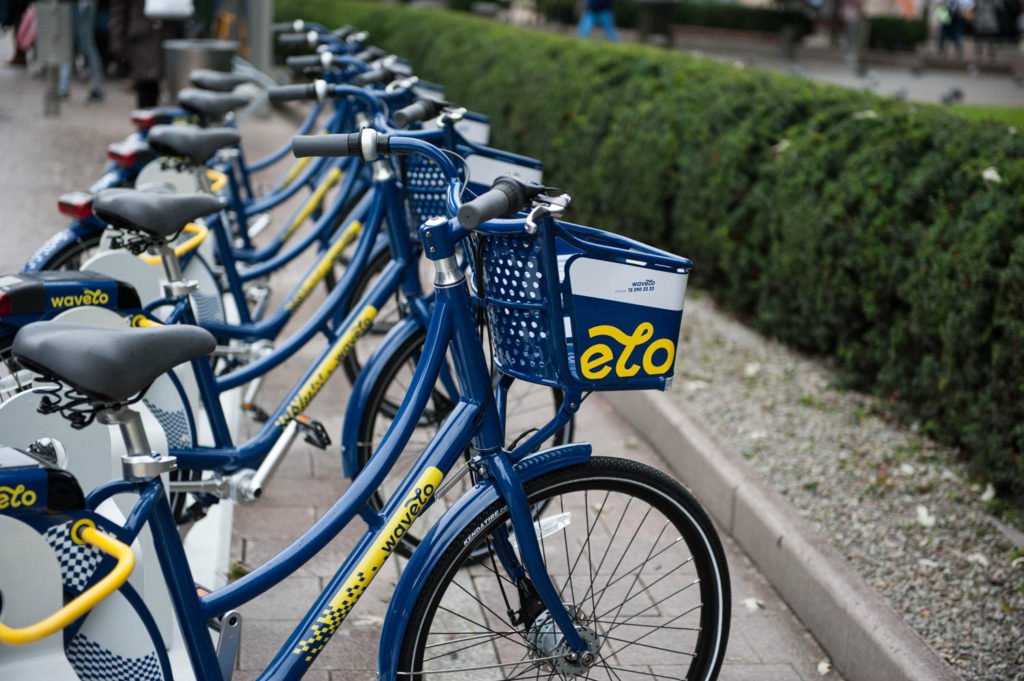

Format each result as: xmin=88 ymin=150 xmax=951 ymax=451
xmin=636 ymin=0 xmax=677 ymax=45
xmin=163 ymin=39 xmax=238 ymax=98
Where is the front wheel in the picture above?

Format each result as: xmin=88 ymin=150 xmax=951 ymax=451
xmin=399 ymin=456 xmax=731 ymax=681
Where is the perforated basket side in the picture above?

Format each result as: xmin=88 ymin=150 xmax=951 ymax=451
xmin=402 ymin=155 xmax=449 ymax=229
xmin=479 ymin=233 xmax=563 ymax=386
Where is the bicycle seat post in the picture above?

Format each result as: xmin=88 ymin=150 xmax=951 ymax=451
xmin=155 ymin=243 xmax=199 ymax=299
xmin=97 ymin=405 xmax=178 ymax=481
xmin=195 ymin=165 xmax=212 ymax=193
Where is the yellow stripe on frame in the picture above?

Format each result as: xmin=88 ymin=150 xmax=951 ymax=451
xmin=284 ymin=220 xmax=363 ymax=312
xmin=291 ymin=467 xmax=444 ymax=661
xmin=278 ymin=155 xmax=312 ymax=190
xmin=280 ymin=167 xmax=344 ymax=244
xmin=273 ymin=304 xmax=377 ymax=427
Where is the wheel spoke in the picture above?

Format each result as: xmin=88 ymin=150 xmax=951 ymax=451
xmin=402 ymin=461 xmax=728 ymax=680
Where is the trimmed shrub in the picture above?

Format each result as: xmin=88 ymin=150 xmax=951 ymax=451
xmin=671 ymin=1 xmax=811 ymax=34
xmin=276 ymin=1 xmax=1024 ymax=503
xmin=533 ymin=0 xmax=812 ymax=34
xmin=868 ymin=16 xmax=929 ymax=51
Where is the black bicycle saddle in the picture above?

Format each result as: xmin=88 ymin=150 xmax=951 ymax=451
xmin=147 ymin=124 xmax=241 ymax=165
xmin=189 ymin=68 xmax=252 ymax=93
xmin=13 ymin=322 xmax=216 ymax=403
xmin=93 ymin=188 xmax=221 ymax=239
xmin=177 ymin=87 xmax=251 ymax=119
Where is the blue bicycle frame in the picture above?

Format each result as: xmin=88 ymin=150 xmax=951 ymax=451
xmin=83 ymin=140 xmax=591 ymax=681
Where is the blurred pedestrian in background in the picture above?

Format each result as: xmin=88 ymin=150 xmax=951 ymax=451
xmin=973 ymin=0 xmax=1000 ymax=57
xmin=1 ymin=0 xmax=30 ymax=65
xmin=936 ymin=0 xmax=974 ymax=56
xmin=576 ymin=0 xmax=620 ymax=41
xmin=109 ymin=0 xmax=181 ymax=107
xmin=58 ymin=0 xmax=104 ymax=101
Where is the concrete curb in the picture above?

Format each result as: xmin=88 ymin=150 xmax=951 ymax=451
xmin=601 ymin=390 xmax=964 ymax=681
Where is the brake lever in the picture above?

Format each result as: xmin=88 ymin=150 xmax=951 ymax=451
xmin=436 ymin=106 xmax=468 ymax=125
xmin=525 ymin=193 xmax=571 ymax=234
xmin=385 ymin=76 xmax=420 ymax=94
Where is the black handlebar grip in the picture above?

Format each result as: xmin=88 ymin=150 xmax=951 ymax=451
xmin=285 ymin=54 xmax=324 ymax=71
xmin=292 ymin=133 xmax=361 ymax=158
xmin=273 ymin=20 xmax=303 ymax=33
xmin=354 ymin=46 xmax=387 ymax=62
xmin=458 ymin=186 xmax=516 ymax=231
xmin=353 ymin=67 xmax=392 ymax=86
xmin=268 ymin=83 xmax=316 ymax=103
xmin=277 ymin=32 xmax=310 ymax=46
xmin=393 ymin=100 xmax=443 ymax=127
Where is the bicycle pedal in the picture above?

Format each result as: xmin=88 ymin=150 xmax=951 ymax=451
xmin=295 ymin=415 xmax=331 ymax=449
xmin=242 ymin=402 xmax=270 ymax=423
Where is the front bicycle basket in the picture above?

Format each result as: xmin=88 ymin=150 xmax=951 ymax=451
xmin=478 ymin=220 xmax=692 ymax=392
xmin=402 ymin=153 xmax=450 ymax=230
xmin=400 ymin=140 xmax=543 ymax=230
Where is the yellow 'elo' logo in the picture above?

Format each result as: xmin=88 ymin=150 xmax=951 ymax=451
xmin=0 ymin=484 xmax=37 ymax=510
xmin=579 ymin=322 xmax=675 ymax=380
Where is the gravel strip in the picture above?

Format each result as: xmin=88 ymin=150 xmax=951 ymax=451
xmin=670 ymin=292 xmax=1024 ymax=681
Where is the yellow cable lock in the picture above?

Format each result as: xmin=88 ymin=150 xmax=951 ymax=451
xmin=139 ymin=222 xmax=209 ymax=266
xmin=206 ymin=169 xmax=228 ymax=193
xmin=131 ymin=314 xmax=162 ymax=328
xmin=0 ymin=520 xmax=135 ymax=646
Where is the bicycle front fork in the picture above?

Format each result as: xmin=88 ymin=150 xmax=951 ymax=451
xmin=482 ymin=450 xmax=591 ymax=657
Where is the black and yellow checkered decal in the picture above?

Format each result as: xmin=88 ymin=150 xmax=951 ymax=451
xmin=293 ymin=467 xmax=444 ymax=662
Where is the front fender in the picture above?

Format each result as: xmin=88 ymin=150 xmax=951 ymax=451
xmin=22 ymin=217 xmax=105 ymax=272
xmin=376 ymin=442 xmax=593 ymax=678
xmin=339 ymin=316 xmax=425 ymax=478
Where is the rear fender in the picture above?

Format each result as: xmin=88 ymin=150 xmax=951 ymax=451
xmin=339 ymin=316 xmax=425 ymax=478
xmin=23 ymin=217 xmax=105 ymax=272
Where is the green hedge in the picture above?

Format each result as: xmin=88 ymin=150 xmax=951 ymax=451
xmin=533 ymin=0 xmax=812 ymax=34
xmin=868 ymin=16 xmax=929 ymax=51
xmin=277 ymin=1 xmax=1024 ymax=504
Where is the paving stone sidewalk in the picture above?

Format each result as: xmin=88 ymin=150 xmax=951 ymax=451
xmin=0 ymin=50 xmax=843 ymax=680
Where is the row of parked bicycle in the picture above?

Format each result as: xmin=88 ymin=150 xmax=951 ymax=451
xmin=0 ymin=19 xmax=730 ymax=681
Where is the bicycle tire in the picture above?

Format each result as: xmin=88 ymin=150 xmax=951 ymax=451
xmin=356 ymin=328 xmax=573 ymax=559
xmin=340 ymin=247 xmax=405 ymax=386
xmin=0 ymin=341 xmax=30 ymax=405
xmin=398 ymin=456 xmax=731 ymax=681
xmin=40 ymin=233 xmax=103 ymax=271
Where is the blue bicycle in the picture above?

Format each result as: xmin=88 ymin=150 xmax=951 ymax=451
xmin=0 ymin=131 xmax=730 ymax=680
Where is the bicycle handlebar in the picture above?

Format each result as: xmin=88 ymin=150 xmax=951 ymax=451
xmin=268 ymin=83 xmax=317 ymax=103
xmin=393 ymin=99 xmax=446 ymax=127
xmin=354 ymin=46 xmax=387 ymax=63
xmin=0 ymin=520 xmax=135 ymax=646
xmin=352 ymin=67 xmax=394 ymax=86
xmin=277 ymin=32 xmax=317 ymax=48
xmin=285 ymin=54 xmax=323 ymax=70
xmin=457 ymin=177 xmax=531 ymax=229
xmin=293 ymin=132 xmax=382 ymax=159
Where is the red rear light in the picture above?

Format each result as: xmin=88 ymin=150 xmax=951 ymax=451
xmin=131 ymin=109 xmax=157 ymax=130
xmin=58 ymin=192 xmax=94 ymax=220
xmin=0 ymin=292 xmax=10 ymax=318
xmin=107 ymin=141 xmax=138 ymax=167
